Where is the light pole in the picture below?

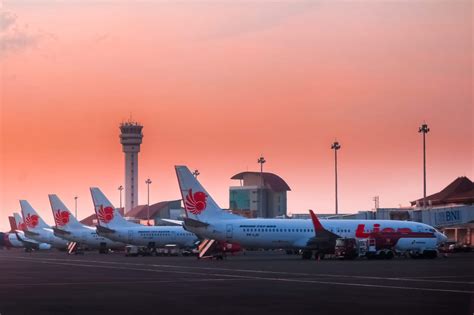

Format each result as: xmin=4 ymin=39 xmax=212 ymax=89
xmin=118 ymin=185 xmax=123 ymax=210
xmin=257 ymin=156 xmax=266 ymax=217
xmin=331 ymin=141 xmax=341 ymax=215
xmin=74 ymin=196 xmax=78 ymax=218
xmin=145 ymin=178 xmax=152 ymax=225
xmin=373 ymin=196 xmax=379 ymax=210
xmin=419 ymin=123 xmax=430 ymax=208
xmin=192 ymin=169 xmax=200 ymax=178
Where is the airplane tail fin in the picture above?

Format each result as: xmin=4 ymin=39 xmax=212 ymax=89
xmin=8 ymin=216 xmax=17 ymax=232
xmin=19 ymin=200 xmax=49 ymax=231
xmin=90 ymin=187 xmax=135 ymax=228
xmin=13 ymin=213 xmax=26 ymax=231
xmin=309 ymin=209 xmax=339 ymax=239
xmin=175 ymin=165 xmax=237 ymax=222
xmin=48 ymin=194 xmax=83 ymax=230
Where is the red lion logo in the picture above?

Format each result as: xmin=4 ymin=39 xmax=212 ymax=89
xmin=54 ymin=209 xmax=70 ymax=226
xmin=97 ymin=206 xmax=114 ymax=223
xmin=18 ymin=222 xmax=27 ymax=231
xmin=185 ymin=189 xmax=207 ymax=215
xmin=24 ymin=214 xmax=39 ymax=229
xmin=16 ymin=218 xmax=27 ymax=231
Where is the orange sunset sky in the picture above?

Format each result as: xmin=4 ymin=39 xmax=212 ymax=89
xmin=0 ymin=0 xmax=472 ymax=231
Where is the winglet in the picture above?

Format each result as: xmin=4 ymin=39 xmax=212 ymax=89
xmin=309 ymin=210 xmax=325 ymax=233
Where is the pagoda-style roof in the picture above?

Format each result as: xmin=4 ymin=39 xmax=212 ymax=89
xmin=411 ymin=177 xmax=474 ymax=206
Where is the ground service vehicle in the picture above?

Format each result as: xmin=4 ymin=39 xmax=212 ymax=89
xmin=334 ymin=238 xmax=358 ymax=259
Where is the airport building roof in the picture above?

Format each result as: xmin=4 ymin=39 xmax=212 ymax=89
xmin=125 ymin=200 xmax=181 ymax=219
xmin=411 ymin=176 xmax=474 ymax=206
xmin=231 ymin=172 xmax=291 ymax=191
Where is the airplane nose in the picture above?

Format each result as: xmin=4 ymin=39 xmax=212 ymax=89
xmin=437 ymin=232 xmax=448 ymax=243
xmin=442 ymin=233 xmax=448 ymax=242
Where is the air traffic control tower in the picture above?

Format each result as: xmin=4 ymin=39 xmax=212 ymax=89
xmin=119 ymin=120 xmax=143 ymax=212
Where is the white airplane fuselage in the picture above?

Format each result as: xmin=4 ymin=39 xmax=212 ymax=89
xmin=56 ymin=226 xmax=125 ymax=249
xmin=101 ymin=225 xmax=197 ymax=248
xmin=185 ymin=218 xmax=447 ymax=252
xmin=27 ymin=228 xmax=69 ymax=249
xmin=2 ymin=233 xmax=24 ymax=248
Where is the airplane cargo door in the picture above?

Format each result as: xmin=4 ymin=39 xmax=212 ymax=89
xmin=226 ymin=224 xmax=233 ymax=239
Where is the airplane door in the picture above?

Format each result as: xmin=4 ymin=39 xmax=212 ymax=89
xmin=226 ymin=224 xmax=233 ymax=239
xmin=128 ymin=230 xmax=133 ymax=243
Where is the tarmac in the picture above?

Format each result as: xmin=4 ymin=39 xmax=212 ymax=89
xmin=0 ymin=249 xmax=472 ymax=315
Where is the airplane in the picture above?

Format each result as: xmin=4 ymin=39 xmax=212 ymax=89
xmin=174 ymin=165 xmax=448 ymax=259
xmin=48 ymin=194 xmax=126 ymax=252
xmin=19 ymin=200 xmax=69 ymax=250
xmin=90 ymin=187 xmax=198 ymax=250
xmin=0 ymin=214 xmax=51 ymax=251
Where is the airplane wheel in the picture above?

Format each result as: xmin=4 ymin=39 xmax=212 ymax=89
xmin=386 ymin=251 xmax=394 ymax=260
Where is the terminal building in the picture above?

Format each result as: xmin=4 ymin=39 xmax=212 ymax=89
xmin=290 ymin=177 xmax=474 ymax=246
xmin=229 ymin=171 xmax=291 ymax=218
xmin=325 ymin=177 xmax=474 ymax=246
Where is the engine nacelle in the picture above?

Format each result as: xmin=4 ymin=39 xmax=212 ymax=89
xmin=38 ymin=243 xmax=52 ymax=250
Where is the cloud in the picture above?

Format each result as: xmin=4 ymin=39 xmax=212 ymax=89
xmin=0 ymin=11 xmax=40 ymax=56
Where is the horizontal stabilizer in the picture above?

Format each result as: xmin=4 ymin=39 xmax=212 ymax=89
xmin=184 ymin=217 xmax=209 ymax=228
xmin=24 ymin=230 xmax=40 ymax=237
xmin=53 ymin=227 xmax=71 ymax=237
xmin=160 ymin=219 xmax=184 ymax=226
xmin=15 ymin=232 xmax=39 ymax=248
xmin=96 ymin=225 xmax=116 ymax=234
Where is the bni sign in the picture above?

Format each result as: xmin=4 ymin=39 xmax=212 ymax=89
xmin=435 ymin=209 xmax=462 ymax=226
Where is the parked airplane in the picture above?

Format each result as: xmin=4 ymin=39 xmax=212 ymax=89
xmin=0 ymin=214 xmax=51 ymax=251
xmin=12 ymin=213 xmax=52 ymax=251
xmin=19 ymin=200 xmax=69 ymax=249
xmin=175 ymin=165 xmax=448 ymax=259
xmin=48 ymin=194 xmax=126 ymax=252
xmin=90 ymin=187 xmax=198 ymax=249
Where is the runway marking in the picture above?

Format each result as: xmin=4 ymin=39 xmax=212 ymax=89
xmin=0 ymin=278 xmax=250 ymax=287
xmin=411 ymin=275 xmax=474 ymax=279
xmin=4 ymin=256 xmax=472 ymax=285
xmin=3 ymin=257 xmax=474 ymax=295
